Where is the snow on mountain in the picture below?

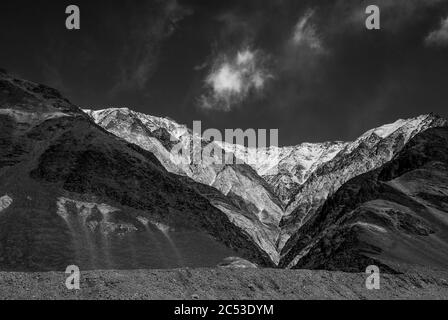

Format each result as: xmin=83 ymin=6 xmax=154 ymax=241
xmin=280 ymin=127 xmax=448 ymax=272
xmin=279 ymin=113 xmax=448 ymax=250
xmin=189 ymin=114 xmax=447 ymax=210
xmin=216 ymin=141 xmax=346 ymax=182
xmin=3 ymin=69 xmax=448 ymax=272
xmin=85 ymin=108 xmax=190 ymax=140
xmin=0 ymin=72 xmax=274 ymax=270
xmin=345 ymin=114 xmax=444 ymax=154
xmin=85 ymin=108 xmax=448 ymax=256
xmin=215 ymin=140 xmax=350 ymax=204
xmin=84 ymin=108 xmax=191 ymax=176
xmin=84 ymin=107 xmax=284 ymax=263
xmin=86 ymin=107 xmax=346 ymax=200
xmin=262 ymin=142 xmax=348 ymax=203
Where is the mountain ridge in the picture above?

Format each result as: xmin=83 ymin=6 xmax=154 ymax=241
xmin=280 ymin=126 xmax=448 ymax=272
xmin=2 ymin=70 xmax=448 ymax=272
xmin=86 ymin=107 xmax=448 ymax=259
xmin=0 ymin=71 xmax=274 ymax=270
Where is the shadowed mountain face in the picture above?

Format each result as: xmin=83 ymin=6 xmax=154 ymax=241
xmin=84 ymin=108 xmax=283 ymax=263
xmin=86 ymin=108 xmax=448 ymax=256
xmin=279 ymin=114 xmax=448 ymax=249
xmin=280 ymin=127 xmax=448 ymax=273
xmin=1 ymin=71 xmax=448 ymax=273
xmin=0 ymin=71 xmax=273 ymax=271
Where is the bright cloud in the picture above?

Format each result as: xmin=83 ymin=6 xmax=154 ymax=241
xmin=236 ymin=50 xmax=255 ymax=65
xmin=207 ymin=63 xmax=243 ymax=94
xmin=200 ymin=48 xmax=272 ymax=111
xmin=425 ymin=16 xmax=448 ymax=46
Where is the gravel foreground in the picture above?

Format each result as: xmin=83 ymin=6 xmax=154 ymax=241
xmin=1 ymin=267 xmax=448 ymax=300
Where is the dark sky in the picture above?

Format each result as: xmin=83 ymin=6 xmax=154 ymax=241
xmin=1 ymin=0 xmax=448 ymax=146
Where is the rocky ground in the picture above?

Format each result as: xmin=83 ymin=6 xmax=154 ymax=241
xmin=1 ymin=266 xmax=448 ymax=300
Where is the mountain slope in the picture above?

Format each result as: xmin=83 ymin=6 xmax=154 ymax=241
xmin=85 ymin=108 xmax=284 ymax=263
xmin=216 ymin=141 xmax=349 ymax=204
xmin=279 ymin=114 xmax=448 ymax=248
xmin=3 ymin=69 xmax=448 ymax=272
xmin=280 ymin=127 xmax=448 ymax=272
xmin=0 ymin=71 xmax=273 ymax=271
xmin=86 ymin=107 xmax=448 ymax=255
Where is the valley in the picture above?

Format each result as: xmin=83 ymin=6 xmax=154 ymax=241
xmin=1 ymin=69 xmax=448 ymax=276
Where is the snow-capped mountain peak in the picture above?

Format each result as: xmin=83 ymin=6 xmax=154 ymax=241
xmin=84 ymin=107 xmax=189 ymax=140
xmin=347 ymin=113 xmax=446 ymax=153
xmin=84 ymin=107 xmax=448 ymax=256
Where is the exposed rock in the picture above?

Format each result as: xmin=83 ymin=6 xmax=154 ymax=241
xmin=2 ymin=70 xmax=448 ymax=274
xmin=280 ymin=114 xmax=448 ymax=248
xmin=218 ymin=257 xmax=258 ymax=269
xmin=84 ymin=108 xmax=283 ymax=263
xmin=0 ymin=71 xmax=273 ymax=271
xmin=86 ymin=108 xmax=448 ymax=257
xmin=280 ymin=127 xmax=448 ymax=273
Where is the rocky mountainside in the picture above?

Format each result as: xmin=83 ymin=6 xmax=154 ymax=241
xmin=280 ymin=127 xmax=448 ymax=273
xmin=0 ymin=70 xmax=273 ymax=271
xmin=86 ymin=108 xmax=448 ymax=254
xmin=279 ymin=114 xmax=448 ymax=248
xmin=2 ymin=69 xmax=448 ymax=273
xmin=216 ymin=141 xmax=349 ymax=204
xmin=84 ymin=108 xmax=284 ymax=263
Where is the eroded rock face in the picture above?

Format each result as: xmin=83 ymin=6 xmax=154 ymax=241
xmin=218 ymin=256 xmax=258 ymax=269
xmin=86 ymin=108 xmax=448 ymax=258
xmin=217 ymin=141 xmax=348 ymax=204
xmin=84 ymin=108 xmax=283 ymax=263
xmin=280 ymin=127 xmax=448 ymax=273
xmin=0 ymin=71 xmax=273 ymax=271
xmin=56 ymin=197 xmax=139 ymax=236
xmin=279 ymin=114 xmax=448 ymax=248
xmin=2 ymin=70 xmax=448 ymax=272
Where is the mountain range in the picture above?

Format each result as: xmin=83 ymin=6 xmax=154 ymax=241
xmin=1 ymin=69 xmax=448 ymax=272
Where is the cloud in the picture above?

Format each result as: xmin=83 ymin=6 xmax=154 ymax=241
xmin=199 ymin=48 xmax=273 ymax=111
xmin=291 ymin=9 xmax=322 ymax=51
xmin=278 ymin=8 xmax=327 ymax=79
xmin=425 ymin=16 xmax=448 ymax=46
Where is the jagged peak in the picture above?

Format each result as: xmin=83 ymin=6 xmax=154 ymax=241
xmin=357 ymin=113 xmax=447 ymax=141
xmin=84 ymin=107 xmax=180 ymax=125
xmin=83 ymin=107 xmax=189 ymax=140
xmin=85 ymin=107 xmax=447 ymax=150
xmin=84 ymin=108 xmax=448 ymax=178
xmin=84 ymin=107 xmax=448 ymax=180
